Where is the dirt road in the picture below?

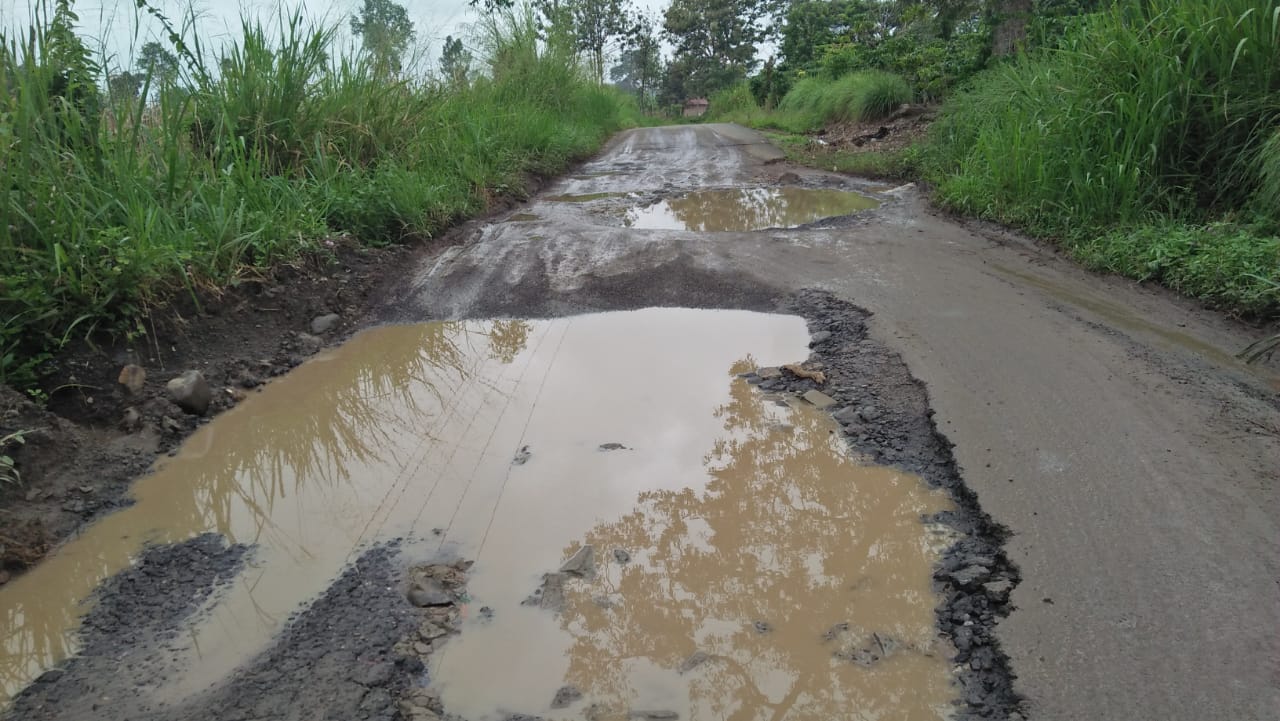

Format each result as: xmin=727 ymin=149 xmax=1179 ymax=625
xmin=4 ymin=123 xmax=1277 ymax=721
xmin=401 ymin=124 xmax=1280 ymax=720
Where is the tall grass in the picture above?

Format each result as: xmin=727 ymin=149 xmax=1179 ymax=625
xmin=924 ymin=0 xmax=1280 ymax=313
xmin=778 ymin=71 xmax=912 ymax=129
xmin=709 ymin=71 xmax=913 ymax=133
xmin=0 ymin=3 xmax=629 ymax=383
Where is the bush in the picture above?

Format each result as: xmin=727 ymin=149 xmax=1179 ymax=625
xmin=923 ymin=0 xmax=1280 ymax=313
xmin=0 ymin=3 xmax=629 ymax=384
xmin=707 ymin=82 xmax=759 ymax=121
xmin=776 ymin=71 xmax=913 ymax=130
xmin=820 ymin=32 xmax=988 ymax=101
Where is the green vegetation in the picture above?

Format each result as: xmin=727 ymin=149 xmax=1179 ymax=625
xmin=711 ymin=71 xmax=914 ymax=132
xmin=778 ymin=72 xmax=911 ymax=127
xmin=924 ymin=0 xmax=1280 ymax=314
xmin=707 ymin=0 xmax=1278 ymax=319
xmin=0 ymin=2 xmax=633 ymax=384
xmin=0 ymin=430 xmax=25 ymax=485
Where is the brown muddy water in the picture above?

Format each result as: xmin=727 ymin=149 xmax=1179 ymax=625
xmin=0 ymin=309 xmax=955 ymax=717
xmin=624 ymin=188 xmax=879 ymax=232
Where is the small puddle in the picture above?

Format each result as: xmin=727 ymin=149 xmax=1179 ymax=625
xmin=624 ymin=188 xmax=879 ymax=232
xmin=544 ymin=192 xmax=627 ymax=203
xmin=0 ymin=309 xmax=955 ymax=716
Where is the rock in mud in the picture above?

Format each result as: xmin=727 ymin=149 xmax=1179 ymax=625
xmin=630 ymin=711 xmax=679 ymax=720
xmin=117 ymin=364 xmax=146 ymax=395
xmin=524 ymin=572 xmax=567 ymax=611
xmin=778 ymin=171 xmax=801 ymax=184
xmin=295 ymin=332 xmax=324 ymax=353
xmin=678 ymin=651 xmax=710 ymax=674
xmin=598 ymin=442 xmax=628 ymax=451
xmin=832 ymin=406 xmax=860 ymax=425
xmin=756 ymin=366 xmax=782 ymax=380
xmin=310 ymin=313 xmax=341 ymax=334
xmin=551 ymin=685 xmax=583 ymax=709
xmin=166 ymin=370 xmax=212 ymax=415
xmin=512 ymin=445 xmax=532 ymax=465
xmin=809 ymin=330 xmax=832 ymax=346
xmin=942 ymin=564 xmax=993 ymax=587
xmin=121 ymin=407 xmax=142 ymax=431
xmin=612 ymin=548 xmax=631 ymax=564
xmin=801 ymin=390 xmax=837 ymax=409
xmin=360 ymin=661 xmax=396 ymax=687
xmin=407 ymin=578 xmax=454 ymax=607
xmin=560 ymin=545 xmax=595 ymax=577
xmin=983 ymin=579 xmax=1014 ymax=597
xmin=418 ymin=621 xmax=449 ymax=640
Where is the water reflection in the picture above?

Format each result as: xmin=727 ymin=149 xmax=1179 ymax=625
xmin=432 ymin=353 xmax=955 ymax=720
xmin=0 ymin=320 xmax=533 ymax=703
xmin=556 ymin=365 xmax=954 ymax=720
xmin=624 ymin=188 xmax=879 ymax=232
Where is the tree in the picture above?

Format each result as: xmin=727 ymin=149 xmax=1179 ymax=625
xmin=610 ymin=11 xmax=662 ymax=109
xmin=350 ymin=0 xmax=415 ymax=74
xmin=572 ymin=0 xmax=632 ymax=83
xmin=107 ymin=70 xmax=144 ymax=100
xmin=780 ymin=0 xmax=863 ymax=70
xmin=662 ymin=0 xmax=767 ymax=99
xmin=136 ymin=41 xmax=179 ymax=86
xmin=439 ymin=35 xmax=472 ymax=85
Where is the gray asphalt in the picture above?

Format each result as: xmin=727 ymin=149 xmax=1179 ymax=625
xmin=400 ymin=123 xmax=1280 ymax=720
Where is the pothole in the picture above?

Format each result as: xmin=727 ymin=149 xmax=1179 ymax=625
xmin=623 ymin=188 xmax=879 ymax=232
xmin=0 ymin=308 xmax=959 ymax=717
xmin=433 ymin=371 xmax=957 ymax=721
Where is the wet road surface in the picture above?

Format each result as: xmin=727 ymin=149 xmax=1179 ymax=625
xmin=404 ymin=124 xmax=1280 ymax=720
xmin=4 ymin=123 xmax=1278 ymax=720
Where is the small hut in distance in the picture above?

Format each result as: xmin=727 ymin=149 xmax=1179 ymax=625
xmin=683 ymin=98 xmax=709 ymax=118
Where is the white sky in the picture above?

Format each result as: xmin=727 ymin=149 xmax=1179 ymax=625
xmin=0 ymin=0 xmax=673 ymax=73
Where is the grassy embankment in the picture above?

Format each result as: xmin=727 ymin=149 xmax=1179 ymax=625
xmin=0 ymin=4 xmax=638 ymax=385
xmin=710 ymin=0 xmax=1280 ymax=323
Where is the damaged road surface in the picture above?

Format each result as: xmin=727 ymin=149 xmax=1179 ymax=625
xmin=4 ymin=124 xmax=1278 ymax=721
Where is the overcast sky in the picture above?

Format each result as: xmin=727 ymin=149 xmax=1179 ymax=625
xmin=0 ymin=0 xmax=672 ymax=72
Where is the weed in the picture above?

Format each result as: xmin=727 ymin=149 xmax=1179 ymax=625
xmin=0 ymin=3 xmax=630 ymax=386
xmin=0 ymin=431 xmax=27 ymax=486
xmin=923 ymin=0 xmax=1280 ymax=315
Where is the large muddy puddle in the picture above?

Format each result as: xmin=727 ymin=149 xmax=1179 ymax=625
xmin=624 ymin=188 xmax=879 ymax=232
xmin=0 ymin=309 xmax=955 ymax=716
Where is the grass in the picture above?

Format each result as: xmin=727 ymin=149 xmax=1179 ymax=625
xmin=710 ymin=71 xmax=913 ymax=133
xmin=922 ymin=0 xmax=1280 ymax=315
xmin=764 ymin=131 xmax=920 ymax=181
xmin=0 ymin=3 xmax=633 ymax=385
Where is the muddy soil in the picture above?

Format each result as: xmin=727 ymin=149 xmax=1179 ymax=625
xmin=0 ymin=240 xmax=411 ymax=576
xmin=3 ymin=123 xmax=1275 ymax=721
xmin=8 ymin=540 xmax=453 ymax=721
xmin=4 ymin=290 xmax=1020 ymax=721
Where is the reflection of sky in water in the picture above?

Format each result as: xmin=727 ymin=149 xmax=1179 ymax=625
xmin=0 ymin=319 xmax=534 ymax=703
xmin=625 ymin=188 xmax=879 ymax=232
xmin=1 ymin=310 xmax=810 ymax=710
xmin=437 ymin=360 xmax=956 ymax=721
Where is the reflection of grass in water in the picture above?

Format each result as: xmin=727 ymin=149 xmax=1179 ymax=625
xmin=178 ymin=320 xmax=534 ymax=542
xmin=0 ymin=320 xmax=535 ymax=696
xmin=556 ymin=369 xmax=951 ymax=718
